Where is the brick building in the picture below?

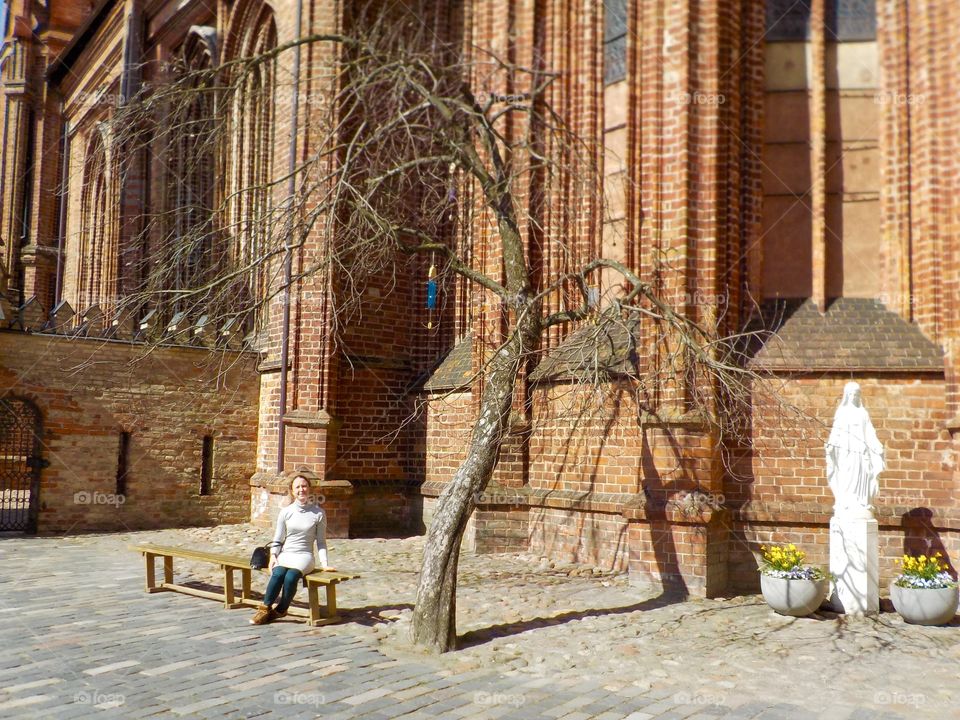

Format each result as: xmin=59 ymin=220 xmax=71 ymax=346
xmin=1 ymin=0 xmax=958 ymax=596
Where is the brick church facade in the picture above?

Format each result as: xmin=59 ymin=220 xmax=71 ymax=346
xmin=2 ymin=0 xmax=959 ymax=596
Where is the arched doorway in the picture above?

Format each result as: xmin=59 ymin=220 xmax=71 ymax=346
xmin=0 ymin=397 xmax=45 ymax=532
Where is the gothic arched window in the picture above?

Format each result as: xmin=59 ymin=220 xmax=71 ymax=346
xmin=224 ymin=1 xmax=277 ymax=331
xmin=168 ymin=27 xmax=220 ymax=307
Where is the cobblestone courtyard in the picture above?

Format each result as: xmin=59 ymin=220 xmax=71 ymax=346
xmin=1 ymin=525 xmax=958 ymax=719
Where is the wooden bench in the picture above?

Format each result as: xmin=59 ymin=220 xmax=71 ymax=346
xmin=129 ymin=543 xmax=359 ymax=626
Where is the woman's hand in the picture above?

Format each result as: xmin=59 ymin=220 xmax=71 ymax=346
xmin=322 ymin=566 xmax=336 ymax=572
xmin=268 ymin=555 xmax=277 ymax=572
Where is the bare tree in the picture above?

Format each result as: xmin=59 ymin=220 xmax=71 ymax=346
xmin=105 ymin=2 xmax=785 ymax=653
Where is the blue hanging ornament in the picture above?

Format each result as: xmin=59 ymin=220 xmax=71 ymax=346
xmin=426 ymin=264 xmax=437 ymax=311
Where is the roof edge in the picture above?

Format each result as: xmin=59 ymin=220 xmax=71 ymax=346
xmin=46 ymin=0 xmax=120 ymax=85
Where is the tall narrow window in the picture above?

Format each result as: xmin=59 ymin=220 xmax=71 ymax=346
xmin=604 ymin=0 xmax=628 ymax=85
xmin=77 ymin=132 xmax=111 ymax=312
xmin=200 ymin=435 xmax=214 ymax=496
xmin=116 ymin=431 xmax=131 ymax=496
xmin=168 ymin=27 xmax=219 ymax=311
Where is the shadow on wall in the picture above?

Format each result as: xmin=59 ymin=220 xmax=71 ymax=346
xmin=639 ymin=429 xmax=695 ymax=598
xmin=902 ymin=508 xmax=956 ymax=577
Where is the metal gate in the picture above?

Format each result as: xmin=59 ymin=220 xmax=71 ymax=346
xmin=0 ymin=397 xmax=44 ymax=532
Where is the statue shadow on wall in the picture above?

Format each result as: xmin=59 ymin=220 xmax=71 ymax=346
xmin=901 ymin=508 xmax=957 ymax=577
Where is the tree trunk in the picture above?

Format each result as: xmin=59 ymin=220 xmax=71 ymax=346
xmin=411 ymin=299 xmax=540 ymax=652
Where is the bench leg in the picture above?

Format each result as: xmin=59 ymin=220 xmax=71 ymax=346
xmin=308 ymin=583 xmax=321 ymax=626
xmin=144 ymin=553 xmax=156 ymax=592
xmin=163 ymin=556 xmax=173 ymax=585
xmin=325 ymin=583 xmax=337 ymax=620
xmin=241 ymin=569 xmax=252 ymax=602
xmin=223 ymin=567 xmax=236 ymax=609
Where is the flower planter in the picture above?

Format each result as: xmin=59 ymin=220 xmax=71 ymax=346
xmin=889 ymin=582 xmax=959 ymax=626
xmin=761 ymin=574 xmax=829 ymax=617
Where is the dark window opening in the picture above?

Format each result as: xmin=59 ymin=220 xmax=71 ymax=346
xmin=765 ymin=0 xmax=876 ymax=42
xmin=200 ymin=435 xmax=214 ymax=496
xmin=827 ymin=0 xmax=876 ymax=41
xmin=604 ymin=0 xmax=627 ymax=85
xmin=116 ymin=431 xmax=130 ymax=496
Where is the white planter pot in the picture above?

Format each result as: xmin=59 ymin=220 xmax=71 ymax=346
xmin=761 ymin=574 xmax=829 ymax=617
xmin=889 ymin=582 xmax=959 ymax=626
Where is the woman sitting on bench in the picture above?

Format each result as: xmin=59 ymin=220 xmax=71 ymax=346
xmin=250 ymin=472 xmax=335 ymax=624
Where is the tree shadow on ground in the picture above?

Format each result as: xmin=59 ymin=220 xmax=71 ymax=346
xmin=177 ymin=580 xmax=413 ymax=626
xmin=456 ymin=590 xmax=688 ymax=648
xmin=333 ymin=603 xmax=414 ymax=626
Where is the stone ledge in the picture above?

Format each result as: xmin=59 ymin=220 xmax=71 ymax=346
xmin=419 ymin=482 xmax=631 ymax=514
xmin=419 ymin=483 xmax=725 ymax=524
xmin=530 ymin=488 xmax=633 ymax=515
xmin=638 ymin=411 xmax=710 ymax=430
xmin=622 ymin=501 xmax=726 ymax=525
xmin=250 ymin=472 xmax=353 ymax=499
xmin=0 ymin=326 xmax=258 ymax=354
xmin=282 ymin=408 xmax=340 ymax=429
xmin=346 ymin=478 xmax=421 ymax=488
xmin=256 ymin=357 xmax=290 ymax=373
xmin=732 ymin=501 xmax=960 ymax=530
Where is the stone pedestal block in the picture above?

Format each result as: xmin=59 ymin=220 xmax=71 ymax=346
xmin=829 ymin=516 xmax=879 ymax=615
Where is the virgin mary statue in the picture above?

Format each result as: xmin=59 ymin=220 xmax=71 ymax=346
xmin=825 ymin=382 xmax=884 ymax=519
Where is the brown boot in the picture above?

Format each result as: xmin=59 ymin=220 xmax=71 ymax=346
xmin=249 ymin=604 xmax=276 ymax=625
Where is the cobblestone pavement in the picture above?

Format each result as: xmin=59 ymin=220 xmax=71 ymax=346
xmin=2 ymin=525 xmax=958 ymax=719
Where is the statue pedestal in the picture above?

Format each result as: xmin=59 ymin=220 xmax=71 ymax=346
xmin=829 ymin=516 xmax=879 ymax=615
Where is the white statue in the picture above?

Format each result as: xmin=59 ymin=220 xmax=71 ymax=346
xmin=825 ymin=382 xmax=884 ymax=519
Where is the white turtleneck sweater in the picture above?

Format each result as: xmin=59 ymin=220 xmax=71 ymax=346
xmin=271 ymin=501 xmax=328 ymax=574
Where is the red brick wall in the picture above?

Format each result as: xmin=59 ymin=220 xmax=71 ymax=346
xmin=424 ymin=391 xmax=472 ymax=486
xmin=729 ymin=373 xmax=959 ymax=591
xmin=473 ymin=505 xmax=529 ymax=554
xmin=530 ymin=383 xmax=719 ymax=501
xmin=529 ymin=506 xmax=628 ymax=571
xmin=0 ymin=330 xmax=259 ymax=532
xmin=627 ymin=510 xmax=729 ymax=596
